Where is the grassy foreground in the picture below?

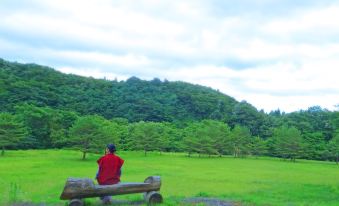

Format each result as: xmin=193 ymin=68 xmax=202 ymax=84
xmin=0 ymin=150 xmax=338 ymax=206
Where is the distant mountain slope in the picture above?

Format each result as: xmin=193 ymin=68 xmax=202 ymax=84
xmin=1 ymin=58 xmax=336 ymax=142
xmin=0 ymin=58 xmax=246 ymax=122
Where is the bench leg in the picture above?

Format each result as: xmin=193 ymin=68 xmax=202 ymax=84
xmin=69 ymin=198 xmax=84 ymax=206
xmin=144 ymin=191 xmax=163 ymax=204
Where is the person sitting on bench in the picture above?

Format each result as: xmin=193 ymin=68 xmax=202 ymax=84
xmin=96 ymin=144 xmax=124 ymax=204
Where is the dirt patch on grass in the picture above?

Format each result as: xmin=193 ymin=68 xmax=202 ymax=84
xmin=182 ymin=197 xmax=238 ymax=206
xmin=107 ymin=197 xmax=238 ymax=206
xmin=10 ymin=197 xmax=238 ymax=206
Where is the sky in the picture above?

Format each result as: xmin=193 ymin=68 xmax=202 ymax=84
xmin=1 ymin=0 xmax=339 ymax=113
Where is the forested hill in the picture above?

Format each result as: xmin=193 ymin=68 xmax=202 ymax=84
xmin=1 ymin=58 xmax=338 ymax=161
xmin=0 ymin=58 xmax=244 ymax=122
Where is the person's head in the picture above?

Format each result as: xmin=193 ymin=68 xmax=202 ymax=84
xmin=106 ymin=144 xmax=116 ymax=154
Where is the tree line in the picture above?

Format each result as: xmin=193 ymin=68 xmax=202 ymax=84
xmin=0 ymin=104 xmax=338 ymax=163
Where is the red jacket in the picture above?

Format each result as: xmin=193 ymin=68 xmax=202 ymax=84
xmin=97 ymin=153 xmax=124 ymax=185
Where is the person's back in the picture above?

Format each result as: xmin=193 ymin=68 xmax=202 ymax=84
xmin=96 ymin=144 xmax=124 ymax=204
xmin=97 ymin=152 xmax=124 ymax=185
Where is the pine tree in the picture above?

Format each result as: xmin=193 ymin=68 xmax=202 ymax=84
xmin=273 ymin=126 xmax=304 ymax=161
xmin=0 ymin=113 xmax=27 ymax=155
xmin=127 ymin=122 xmax=162 ymax=156
xmin=69 ymin=115 xmax=116 ymax=160
xmin=249 ymin=136 xmax=267 ymax=157
xmin=210 ymin=121 xmax=232 ymax=157
xmin=328 ymin=134 xmax=339 ymax=164
xmin=183 ymin=121 xmax=218 ymax=157
xmin=229 ymin=125 xmax=251 ymax=157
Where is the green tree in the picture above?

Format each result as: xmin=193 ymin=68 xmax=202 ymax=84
xmin=16 ymin=104 xmax=78 ymax=149
xmin=162 ymin=123 xmax=183 ymax=152
xmin=229 ymin=101 xmax=267 ymax=137
xmin=303 ymin=132 xmax=327 ymax=160
xmin=50 ymin=110 xmax=78 ymax=148
xmin=249 ymin=136 xmax=267 ymax=157
xmin=183 ymin=120 xmax=221 ymax=157
xmin=15 ymin=104 xmax=53 ymax=148
xmin=182 ymin=124 xmax=200 ymax=157
xmin=272 ymin=126 xmax=304 ymax=161
xmin=69 ymin=115 xmax=114 ymax=160
xmin=229 ymin=125 xmax=251 ymax=157
xmin=328 ymin=134 xmax=339 ymax=164
xmin=207 ymin=120 xmax=231 ymax=157
xmin=0 ymin=113 xmax=27 ymax=155
xmin=127 ymin=121 xmax=162 ymax=156
xmin=156 ymin=123 xmax=173 ymax=154
xmin=100 ymin=120 xmax=123 ymax=148
xmin=110 ymin=118 xmax=129 ymax=150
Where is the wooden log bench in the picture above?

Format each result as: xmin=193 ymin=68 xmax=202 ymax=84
xmin=60 ymin=176 xmax=163 ymax=206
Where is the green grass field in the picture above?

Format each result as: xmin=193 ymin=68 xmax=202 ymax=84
xmin=0 ymin=150 xmax=338 ymax=206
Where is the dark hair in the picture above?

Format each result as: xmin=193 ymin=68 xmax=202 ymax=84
xmin=107 ymin=144 xmax=116 ymax=153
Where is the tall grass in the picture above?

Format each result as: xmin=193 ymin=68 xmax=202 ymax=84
xmin=0 ymin=150 xmax=338 ymax=205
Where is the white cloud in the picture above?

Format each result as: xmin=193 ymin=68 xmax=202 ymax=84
xmin=52 ymin=50 xmax=152 ymax=68
xmin=1 ymin=0 xmax=339 ymax=112
xmin=161 ymin=63 xmax=339 ymax=112
xmin=242 ymin=93 xmax=339 ymax=113
xmin=262 ymin=5 xmax=339 ymax=36
xmin=58 ymin=66 xmax=130 ymax=81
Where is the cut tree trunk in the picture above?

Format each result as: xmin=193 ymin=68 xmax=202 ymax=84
xmin=144 ymin=191 xmax=163 ymax=204
xmin=60 ymin=176 xmax=161 ymax=200
xmin=69 ymin=199 xmax=83 ymax=206
xmin=82 ymin=151 xmax=86 ymax=160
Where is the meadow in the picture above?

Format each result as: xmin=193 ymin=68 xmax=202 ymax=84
xmin=0 ymin=150 xmax=338 ymax=206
